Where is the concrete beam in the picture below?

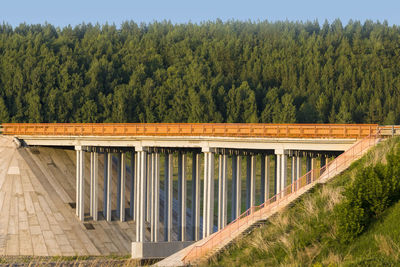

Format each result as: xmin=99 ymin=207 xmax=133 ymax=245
xmin=20 ymin=135 xmax=355 ymax=152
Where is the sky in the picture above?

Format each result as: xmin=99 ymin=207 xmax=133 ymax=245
xmin=0 ymin=0 xmax=399 ymax=28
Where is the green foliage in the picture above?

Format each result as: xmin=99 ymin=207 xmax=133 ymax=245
xmin=1 ymin=20 xmax=400 ymax=123
xmin=335 ymin=145 xmax=400 ymax=243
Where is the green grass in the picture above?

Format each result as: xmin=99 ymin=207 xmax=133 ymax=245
xmin=208 ymin=137 xmax=400 ymax=267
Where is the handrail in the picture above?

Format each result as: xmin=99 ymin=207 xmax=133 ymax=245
xmin=0 ymin=123 xmax=378 ymax=139
xmin=182 ymin=131 xmax=380 ymax=264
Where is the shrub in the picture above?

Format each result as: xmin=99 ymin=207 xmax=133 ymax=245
xmin=335 ymin=145 xmax=400 ymax=243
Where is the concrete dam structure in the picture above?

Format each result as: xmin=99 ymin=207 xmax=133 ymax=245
xmin=0 ymin=123 xmax=393 ymax=262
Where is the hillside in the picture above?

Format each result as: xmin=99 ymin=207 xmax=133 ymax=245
xmin=1 ymin=20 xmax=400 ymax=124
xmin=209 ymin=137 xmax=400 ymax=266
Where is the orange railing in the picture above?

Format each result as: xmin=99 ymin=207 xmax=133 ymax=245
xmin=1 ymin=123 xmax=378 ymax=139
xmin=182 ymin=131 xmax=380 ymax=264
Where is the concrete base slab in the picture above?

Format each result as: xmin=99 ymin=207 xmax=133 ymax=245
xmin=132 ymin=241 xmax=195 ymax=259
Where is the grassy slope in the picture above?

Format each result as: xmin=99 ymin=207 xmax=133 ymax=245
xmin=210 ymin=137 xmax=400 ymax=267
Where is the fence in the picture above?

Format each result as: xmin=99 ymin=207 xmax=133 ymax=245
xmin=182 ymin=132 xmax=380 ymax=264
xmin=1 ymin=123 xmax=377 ymax=139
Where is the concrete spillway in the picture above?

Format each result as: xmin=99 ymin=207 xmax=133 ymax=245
xmin=0 ymin=136 xmax=136 ymax=256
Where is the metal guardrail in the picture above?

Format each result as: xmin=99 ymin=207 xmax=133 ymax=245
xmin=182 ymin=132 xmax=380 ymax=264
xmin=0 ymin=123 xmax=378 ymax=139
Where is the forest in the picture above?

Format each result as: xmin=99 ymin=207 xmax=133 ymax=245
xmin=0 ymin=19 xmax=399 ymax=124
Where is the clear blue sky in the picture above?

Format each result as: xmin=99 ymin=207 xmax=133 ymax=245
xmin=1 ymin=0 xmax=399 ymax=28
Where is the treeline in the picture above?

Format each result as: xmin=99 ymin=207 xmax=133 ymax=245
xmin=0 ymin=19 xmax=400 ymax=124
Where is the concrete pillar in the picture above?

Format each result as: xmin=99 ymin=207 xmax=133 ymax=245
xmin=246 ymin=155 xmax=251 ymax=209
xmin=275 ymin=150 xmax=287 ymax=195
xmin=218 ymin=154 xmax=228 ymax=230
xmin=90 ymin=152 xmax=98 ymax=221
xmin=281 ymin=154 xmax=287 ymax=193
xmin=320 ymin=155 xmax=327 ymax=174
xmin=291 ymin=156 xmax=296 ymax=186
xmin=135 ymin=148 xmax=147 ymax=242
xmin=231 ymin=155 xmax=242 ymax=220
xmin=151 ymin=153 xmax=160 ymax=242
xmin=178 ymin=153 xmax=187 ymax=241
xmin=191 ymin=153 xmax=201 ymax=241
xmin=103 ymin=152 xmax=108 ymax=219
xmin=306 ymin=156 xmax=312 ymax=184
xmin=273 ymin=155 xmax=277 ymax=195
xmin=246 ymin=155 xmax=256 ymax=210
xmin=260 ymin=154 xmax=270 ymax=203
xmin=106 ymin=152 xmax=112 ymax=222
xmin=76 ymin=150 xmax=80 ymax=217
xmin=75 ymin=147 xmax=84 ymax=221
xmin=202 ymin=148 xmax=215 ymax=238
xmin=146 ymin=153 xmax=152 ymax=223
xmin=130 ymin=151 xmax=135 ymax=219
xmin=276 ymin=154 xmax=281 ymax=194
xmin=164 ymin=153 xmax=173 ymax=242
xmin=116 ymin=153 xmax=122 ymax=219
xmin=90 ymin=152 xmax=93 ymax=218
xmin=119 ymin=153 xmax=126 ymax=221
xmin=311 ymin=157 xmax=317 ymax=181
xmin=296 ymin=156 xmax=302 ymax=181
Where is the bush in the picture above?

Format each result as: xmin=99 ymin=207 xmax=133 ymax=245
xmin=335 ymin=145 xmax=400 ymax=243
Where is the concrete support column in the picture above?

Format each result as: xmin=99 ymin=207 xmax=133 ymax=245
xmin=178 ymin=153 xmax=187 ymax=241
xmin=116 ymin=153 xmax=122 ymax=219
xmin=246 ymin=155 xmax=256 ymax=210
xmin=273 ymin=155 xmax=277 ymax=195
xmin=296 ymin=156 xmax=302 ymax=181
xmin=106 ymin=152 xmax=112 ymax=221
xmin=164 ymin=153 xmax=173 ymax=242
xmin=231 ymin=155 xmax=242 ymax=220
xmin=119 ymin=153 xmax=126 ymax=221
xmin=146 ymin=153 xmax=152 ymax=223
xmin=90 ymin=152 xmax=98 ymax=221
xmin=320 ymin=155 xmax=327 ymax=174
xmin=275 ymin=150 xmax=287 ymax=195
xmin=311 ymin=157 xmax=317 ymax=181
xmin=291 ymin=156 xmax=297 ymax=186
xmin=103 ymin=152 xmax=108 ymax=219
xmin=191 ymin=153 xmax=201 ymax=241
xmin=260 ymin=154 xmax=270 ymax=203
xmin=76 ymin=150 xmax=80 ymax=217
xmin=75 ymin=147 xmax=84 ymax=221
xmin=202 ymin=148 xmax=215 ymax=238
xmin=217 ymin=154 xmax=228 ymax=230
xmin=306 ymin=156 xmax=312 ymax=184
xmin=281 ymin=154 xmax=287 ymax=193
xmin=135 ymin=147 xmax=147 ymax=242
xmin=130 ymin=151 xmax=135 ymax=219
xmin=151 ymin=153 xmax=160 ymax=242
xmin=276 ymin=154 xmax=281 ymax=194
